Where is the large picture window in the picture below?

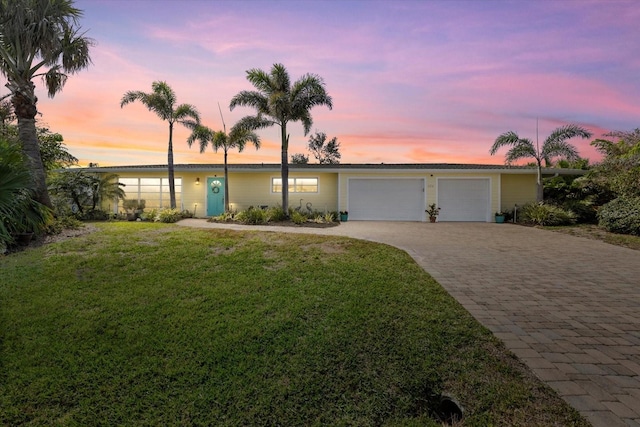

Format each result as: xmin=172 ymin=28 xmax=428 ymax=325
xmin=272 ymin=177 xmax=318 ymax=193
xmin=119 ymin=177 xmax=182 ymax=209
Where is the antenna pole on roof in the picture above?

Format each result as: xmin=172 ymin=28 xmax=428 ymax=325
xmin=536 ymin=117 xmax=539 ymax=156
xmin=218 ymin=102 xmax=226 ymax=133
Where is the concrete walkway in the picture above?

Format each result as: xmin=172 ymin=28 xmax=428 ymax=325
xmin=178 ymin=219 xmax=640 ymax=426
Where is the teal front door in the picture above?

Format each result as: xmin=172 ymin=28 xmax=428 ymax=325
xmin=207 ymin=177 xmax=225 ymax=216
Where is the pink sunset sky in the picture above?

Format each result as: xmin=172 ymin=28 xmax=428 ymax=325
xmin=26 ymin=0 xmax=640 ymax=167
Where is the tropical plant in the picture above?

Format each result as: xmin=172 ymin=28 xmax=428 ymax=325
xmin=229 ymin=63 xmax=332 ymax=212
xmin=49 ymin=170 xmax=124 ymax=217
xmin=37 ymin=127 xmax=78 ymax=171
xmin=156 ymin=208 xmax=182 ymax=223
xmin=290 ymin=153 xmax=309 ymax=164
xmin=588 ymin=129 xmax=640 ymax=199
xmin=0 ymin=139 xmax=50 ymax=249
xmin=307 ymin=131 xmax=341 ymax=164
xmin=426 ymin=203 xmax=440 ymax=218
xmin=0 ymin=0 xmax=93 ymax=208
xmin=518 ymin=202 xmax=576 ymax=226
xmin=120 ymin=81 xmax=200 ymax=209
xmin=597 ymin=197 xmax=640 ymax=236
xmin=490 ymin=124 xmax=592 ymax=201
xmin=188 ymin=119 xmax=260 ymax=213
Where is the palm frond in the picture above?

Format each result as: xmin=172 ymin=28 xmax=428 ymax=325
xmin=229 ymin=91 xmax=268 ymax=113
xmin=245 ymin=68 xmax=274 ymax=94
xmin=504 ymin=143 xmax=538 ymax=164
xmin=269 ymin=63 xmax=291 ymax=93
xmin=545 ymin=124 xmax=592 ymax=146
xmin=235 ymin=115 xmax=276 ymax=131
xmin=174 ymin=103 xmax=200 ymax=124
xmin=186 ymin=124 xmax=214 ymax=153
xmin=490 ymin=131 xmax=522 ymax=155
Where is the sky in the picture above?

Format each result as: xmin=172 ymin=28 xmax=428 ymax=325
xmin=27 ymin=0 xmax=640 ymax=167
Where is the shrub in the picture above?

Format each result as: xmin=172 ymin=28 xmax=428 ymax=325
xmin=235 ymin=207 xmax=266 ymax=225
xmin=140 ymin=209 xmax=158 ymax=222
xmin=290 ymin=211 xmax=307 ymax=224
xmin=519 ymin=203 xmax=577 ymax=226
xmin=45 ymin=215 xmax=83 ymax=235
xmin=561 ymin=199 xmax=597 ymax=224
xmin=265 ymin=205 xmax=287 ymax=222
xmin=80 ymin=209 xmax=109 ymax=221
xmin=598 ymin=197 xmax=640 ymax=235
xmin=156 ymin=208 xmax=182 ymax=223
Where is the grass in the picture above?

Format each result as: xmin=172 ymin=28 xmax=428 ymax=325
xmin=545 ymin=223 xmax=640 ymax=250
xmin=0 ymin=222 xmax=588 ymax=426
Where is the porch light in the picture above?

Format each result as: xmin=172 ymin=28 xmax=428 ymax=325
xmin=195 ymin=177 xmax=200 ymax=185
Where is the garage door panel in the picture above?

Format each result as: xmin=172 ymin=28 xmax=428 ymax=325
xmin=438 ymin=179 xmax=490 ymax=222
xmin=349 ymin=179 xmax=424 ymax=221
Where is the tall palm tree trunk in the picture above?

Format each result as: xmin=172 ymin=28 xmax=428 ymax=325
xmin=223 ymin=150 xmax=230 ymax=212
xmin=281 ymin=125 xmax=289 ymax=212
xmin=536 ymin=159 xmax=543 ymax=202
xmin=167 ymin=121 xmax=177 ymax=209
xmin=12 ymin=90 xmax=52 ymax=208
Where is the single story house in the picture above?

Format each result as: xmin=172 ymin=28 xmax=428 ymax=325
xmin=85 ymin=163 xmax=583 ymax=222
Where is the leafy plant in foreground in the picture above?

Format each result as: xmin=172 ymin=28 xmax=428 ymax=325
xmin=598 ymin=197 xmax=640 ymax=236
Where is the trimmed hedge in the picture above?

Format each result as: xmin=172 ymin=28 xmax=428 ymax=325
xmin=598 ymin=197 xmax=640 ymax=235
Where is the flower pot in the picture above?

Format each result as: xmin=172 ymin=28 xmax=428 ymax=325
xmin=339 ymin=213 xmax=348 ymax=222
xmin=495 ymin=215 xmax=505 ymax=223
xmin=429 ymin=216 xmax=437 ymax=223
xmin=14 ymin=232 xmax=34 ymax=246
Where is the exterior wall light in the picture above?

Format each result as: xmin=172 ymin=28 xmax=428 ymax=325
xmin=195 ymin=177 xmax=200 ymax=185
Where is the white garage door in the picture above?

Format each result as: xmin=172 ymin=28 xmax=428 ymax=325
xmin=348 ymin=178 xmax=425 ymax=221
xmin=438 ymin=179 xmax=490 ymax=222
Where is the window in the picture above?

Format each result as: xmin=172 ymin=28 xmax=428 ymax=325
xmin=272 ymin=177 xmax=318 ymax=193
xmin=119 ymin=177 xmax=182 ymax=209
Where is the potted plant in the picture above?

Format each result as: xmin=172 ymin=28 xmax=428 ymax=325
xmin=123 ymin=199 xmax=146 ymax=221
xmin=426 ymin=203 xmax=441 ymax=223
xmin=495 ymin=211 xmax=505 ymax=223
xmin=339 ymin=211 xmax=348 ymax=222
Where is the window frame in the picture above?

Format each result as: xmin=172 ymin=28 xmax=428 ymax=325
xmin=271 ymin=177 xmax=319 ymax=193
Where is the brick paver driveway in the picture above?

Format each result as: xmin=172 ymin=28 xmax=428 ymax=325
xmin=179 ymin=220 xmax=640 ymax=426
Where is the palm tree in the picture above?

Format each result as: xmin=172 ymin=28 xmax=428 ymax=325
xmin=0 ymin=0 xmax=93 ymax=208
xmin=490 ymin=124 xmax=592 ymax=201
xmin=188 ymin=121 xmax=260 ymax=213
xmin=229 ymin=63 xmax=332 ymax=212
xmin=121 ymin=81 xmax=200 ymax=209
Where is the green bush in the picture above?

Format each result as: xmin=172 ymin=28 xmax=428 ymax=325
xmin=45 ymin=215 xmax=83 ymax=235
xmin=290 ymin=210 xmax=307 ymax=224
xmin=140 ymin=209 xmax=158 ymax=222
xmin=235 ymin=207 xmax=266 ymax=225
xmin=561 ymin=199 xmax=597 ymax=224
xmin=597 ymin=197 xmax=640 ymax=235
xmin=80 ymin=209 xmax=109 ymax=221
xmin=519 ymin=203 xmax=577 ymax=226
xmin=156 ymin=208 xmax=182 ymax=223
xmin=265 ymin=205 xmax=287 ymax=222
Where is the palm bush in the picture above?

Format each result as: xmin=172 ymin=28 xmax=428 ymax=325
xmin=0 ymin=141 xmax=51 ymax=249
xmin=598 ymin=197 xmax=640 ymax=235
xmin=519 ymin=202 xmax=577 ymax=226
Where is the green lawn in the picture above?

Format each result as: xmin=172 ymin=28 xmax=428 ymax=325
xmin=0 ymin=222 xmax=588 ymax=426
